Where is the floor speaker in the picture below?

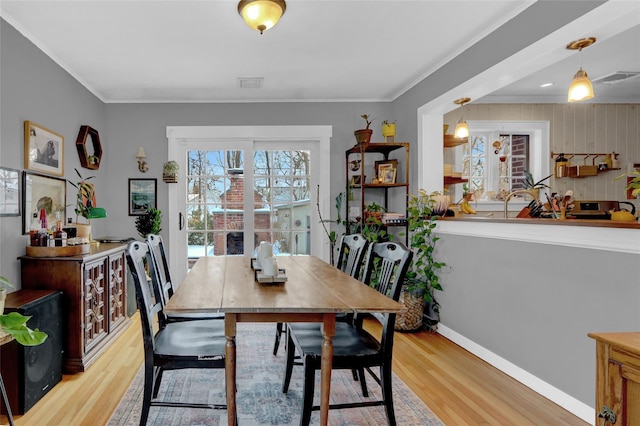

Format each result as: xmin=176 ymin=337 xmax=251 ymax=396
xmin=0 ymin=289 xmax=64 ymax=415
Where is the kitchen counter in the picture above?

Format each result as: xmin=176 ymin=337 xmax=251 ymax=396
xmin=440 ymin=216 xmax=640 ymax=229
xmin=432 ymin=214 xmax=640 ymax=423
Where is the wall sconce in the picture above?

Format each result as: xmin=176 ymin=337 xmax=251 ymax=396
xmin=136 ymin=147 xmax=149 ymax=172
xmin=453 ymin=97 xmax=471 ymax=139
xmin=566 ymin=37 xmax=596 ymax=102
xmin=238 ymin=0 xmax=286 ymax=34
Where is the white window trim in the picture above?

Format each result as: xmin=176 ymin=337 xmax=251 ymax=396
xmin=166 ymin=125 xmax=332 ymax=284
xmin=457 ymin=120 xmax=550 ymax=211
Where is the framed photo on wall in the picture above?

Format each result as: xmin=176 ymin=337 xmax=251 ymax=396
xmin=22 ymin=172 xmax=66 ymax=234
xmin=129 ymin=178 xmax=157 ymax=216
xmin=24 ymin=121 xmax=65 ymax=176
xmin=0 ymin=167 xmax=21 ymax=216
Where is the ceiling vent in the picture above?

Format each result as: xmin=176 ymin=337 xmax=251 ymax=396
xmin=592 ymin=71 xmax=640 ymax=85
xmin=238 ymin=77 xmax=264 ymax=89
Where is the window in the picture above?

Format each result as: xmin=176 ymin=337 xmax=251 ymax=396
xmin=454 ymin=121 xmax=550 ymax=205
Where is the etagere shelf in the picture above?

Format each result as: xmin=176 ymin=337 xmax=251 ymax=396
xmin=345 ymin=142 xmax=410 ymax=244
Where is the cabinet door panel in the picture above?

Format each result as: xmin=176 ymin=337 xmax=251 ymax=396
xmin=84 ymin=259 xmax=108 ymax=352
xmin=109 ymin=253 xmax=126 ymax=331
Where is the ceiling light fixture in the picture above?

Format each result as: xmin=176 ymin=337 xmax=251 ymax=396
xmin=238 ymin=0 xmax=286 ymax=34
xmin=453 ymin=97 xmax=471 ymax=139
xmin=566 ymin=37 xmax=596 ymax=102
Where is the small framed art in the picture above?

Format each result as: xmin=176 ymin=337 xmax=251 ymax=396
xmin=375 ymin=159 xmax=398 ymax=183
xmin=22 ymin=172 xmax=66 ymax=234
xmin=129 ymin=178 xmax=157 ymax=216
xmin=24 ymin=121 xmax=65 ymax=176
xmin=0 ymin=167 xmax=20 ymax=216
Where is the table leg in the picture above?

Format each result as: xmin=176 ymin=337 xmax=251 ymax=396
xmin=225 ymin=313 xmax=237 ymax=426
xmin=320 ymin=313 xmax=336 ymax=426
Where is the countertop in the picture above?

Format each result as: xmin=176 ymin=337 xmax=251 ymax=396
xmin=440 ymin=216 xmax=640 ymax=229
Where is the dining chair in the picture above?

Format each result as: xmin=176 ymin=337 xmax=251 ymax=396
xmin=281 ymin=241 xmax=412 ymax=426
xmin=271 ymin=233 xmax=369 ymax=355
xmin=126 ymin=241 xmax=228 ymax=425
xmin=146 ymin=234 xmax=223 ymax=326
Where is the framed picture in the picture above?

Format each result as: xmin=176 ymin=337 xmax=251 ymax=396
xmin=0 ymin=167 xmax=20 ymax=216
xmin=375 ymin=159 xmax=398 ymax=181
xmin=129 ymin=178 xmax=157 ymax=216
xmin=381 ymin=168 xmax=397 ymax=184
xmin=351 ymin=175 xmax=363 ymax=185
xmin=24 ymin=121 xmax=65 ymax=176
xmin=22 ymin=172 xmax=66 ymax=234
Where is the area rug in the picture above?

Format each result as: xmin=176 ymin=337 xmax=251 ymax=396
xmin=108 ymin=323 xmax=443 ymax=425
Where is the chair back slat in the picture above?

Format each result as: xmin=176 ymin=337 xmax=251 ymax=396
xmin=336 ymin=234 xmax=368 ymax=279
xmin=360 ymin=241 xmax=412 ymax=356
xmin=146 ymin=234 xmax=174 ymax=306
xmin=125 ymin=241 xmax=162 ymax=352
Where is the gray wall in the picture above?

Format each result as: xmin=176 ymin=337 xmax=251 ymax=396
xmin=103 ymin=102 xmax=392 ymax=243
xmin=435 ymin=233 xmax=640 ymax=406
xmin=0 ymin=19 xmax=106 ymax=286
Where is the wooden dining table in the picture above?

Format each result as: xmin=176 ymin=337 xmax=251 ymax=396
xmin=164 ymin=255 xmax=405 ymax=426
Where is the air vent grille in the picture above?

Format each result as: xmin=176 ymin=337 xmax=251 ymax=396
xmin=238 ymin=77 xmax=264 ymax=89
xmin=592 ymin=71 xmax=640 ymax=85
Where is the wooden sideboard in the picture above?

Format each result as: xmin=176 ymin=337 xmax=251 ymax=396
xmin=588 ymin=332 xmax=640 ymax=426
xmin=20 ymin=243 xmax=130 ymax=373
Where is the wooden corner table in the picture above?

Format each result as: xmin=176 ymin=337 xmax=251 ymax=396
xmin=165 ymin=255 xmax=405 ymax=426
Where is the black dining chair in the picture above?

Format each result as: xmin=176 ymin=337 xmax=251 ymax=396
xmin=146 ymin=234 xmax=223 ymax=326
xmin=272 ymin=233 xmax=369 ymax=355
xmin=281 ymin=241 xmax=412 ymax=426
xmin=126 ymin=240 xmax=228 ymax=425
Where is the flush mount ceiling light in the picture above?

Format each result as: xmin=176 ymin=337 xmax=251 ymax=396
xmin=238 ymin=0 xmax=286 ymax=34
xmin=566 ymin=37 xmax=596 ymax=102
xmin=453 ymin=97 xmax=471 ymax=139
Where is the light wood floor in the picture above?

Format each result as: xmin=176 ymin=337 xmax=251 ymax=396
xmin=3 ymin=313 xmax=589 ymax=425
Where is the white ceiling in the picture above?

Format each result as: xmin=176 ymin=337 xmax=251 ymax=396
xmin=1 ymin=0 xmax=639 ymax=104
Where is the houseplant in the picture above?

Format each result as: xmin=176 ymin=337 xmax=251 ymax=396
xmin=67 ymin=168 xmax=96 ymax=238
xmin=163 ymin=160 xmax=179 ymax=183
xmin=0 ymin=276 xmax=48 ymax=346
xmin=354 ymin=114 xmax=374 ymax=146
xmin=397 ymin=189 xmax=445 ymax=331
xmin=381 ymin=120 xmax=396 ymax=139
xmin=135 ymin=207 xmax=162 ymax=238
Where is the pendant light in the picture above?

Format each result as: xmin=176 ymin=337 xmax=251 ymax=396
xmin=566 ymin=37 xmax=596 ymax=102
xmin=238 ymin=0 xmax=286 ymax=34
xmin=453 ymin=97 xmax=471 ymax=139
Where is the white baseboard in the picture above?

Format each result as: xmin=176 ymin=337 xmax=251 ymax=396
xmin=437 ymin=323 xmax=594 ymax=424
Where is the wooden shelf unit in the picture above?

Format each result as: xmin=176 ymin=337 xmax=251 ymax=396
xmin=345 ymin=142 xmax=410 ymax=243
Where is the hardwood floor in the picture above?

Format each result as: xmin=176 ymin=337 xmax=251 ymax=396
xmin=3 ymin=313 xmax=589 ymax=425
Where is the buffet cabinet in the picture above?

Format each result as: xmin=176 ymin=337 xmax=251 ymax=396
xmin=588 ymin=332 xmax=640 ymax=426
xmin=20 ymin=243 xmax=130 ymax=373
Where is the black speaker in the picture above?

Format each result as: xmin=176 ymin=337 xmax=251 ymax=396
xmin=1 ymin=290 xmax=63 ymax=415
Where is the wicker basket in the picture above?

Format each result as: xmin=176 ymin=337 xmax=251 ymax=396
xmin=395 ymin=289 xmax=424 ymax=331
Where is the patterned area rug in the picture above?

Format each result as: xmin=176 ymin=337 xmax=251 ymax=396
xmin=108 ymin=323 xmax=443 ymax=425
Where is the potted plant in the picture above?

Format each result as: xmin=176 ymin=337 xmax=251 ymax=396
xmin=522 ymin=170 xmax=552 ymax=200
xmin=135 ymin=208 xmax=162 ymax=238
xmin=381 ymin=120 xmax=396 ymax=139
xmin=67 ymin=168 xmax=96 ymax=238
xmin=354 ymin=114 xmax=374 ymax=146
xmin=316 ymin=186 xmax=346 ymax=266
xmin=0 ymin=276 xmax=48 ymax=346
xmin=163 ymin=160 xmax=179 ymax=183
xmin=397 ymin=189 xmax=445 ymax=332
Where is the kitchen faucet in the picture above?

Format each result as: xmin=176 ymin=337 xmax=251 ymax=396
xmin=504 ymin=189 xmax=540 ymax=218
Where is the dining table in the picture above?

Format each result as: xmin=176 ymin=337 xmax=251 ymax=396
xmin=164 ymin=255 xmax=405 ymax=426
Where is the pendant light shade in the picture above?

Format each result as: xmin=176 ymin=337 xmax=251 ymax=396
xmin=454 ymin=119 xmax=470 ymax=139
xmin=567 ymin=68 xmax=594 ymax=102
xmin=453 ymin=97 xmax=471 ymax=139
xmin=238 ymin=0 xmax=286 ymax=34
xmin=566 ymin=37 xmax=596 ymax=103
